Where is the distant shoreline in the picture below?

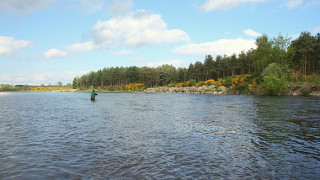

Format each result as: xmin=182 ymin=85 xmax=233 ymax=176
xmin=1 ymin=84 xmax=319 ymax=97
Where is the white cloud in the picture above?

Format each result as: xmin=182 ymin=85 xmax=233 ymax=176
xmin=0 ymin=36 xmax=33 ymax=56
xmin=290 ymin=33 xmax=300 ymax=40
xmin=0 ymin=0 xmax=54 ymax=15
xmin=0 ymin=71 xmax=89 ymax=85
xmin=91 ymin=10 xmax=190 ymax=48
xmin=107 ymin=0 xmax=133 ymax=16
xmin=33 ymin=8 xmax=189 ymax=57
xmin=314 ymin=27 xmax=320 ymax=33
xmin=305 ymin=0 xmax=320 ymax=8
xmin=282 ymin=0 xmax=303 ymax=9
xmin=243 ymin=28 xmax=262 ymax=37
xmin=115 ymin=50 xmax=134 ymax=55
xmin=66 ymin=42 xmax=95 ymax=53
xmin=201 ymin=0 xmax=266 ymax=11
xmin=147 ymin=60 xmax=184 ymax=68
xmin=173 ymin=38 xmax=256 ymax=57
xmin=43 ymin=48 xmax=67 ymax=58
xmin=79 ymin=0 xmax=104 ymax=13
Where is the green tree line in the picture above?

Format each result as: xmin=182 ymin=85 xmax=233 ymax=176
xmin=73 ymin=32 xmax=320 ymax=89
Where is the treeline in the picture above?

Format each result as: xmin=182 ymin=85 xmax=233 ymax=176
xmin=73 ymin=32 xmax=320 ymax=89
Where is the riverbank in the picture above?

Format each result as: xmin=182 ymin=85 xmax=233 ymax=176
xmin=2 ymin=84 xmax=320 ymax=97
xmin=144 ymin=84 xmax=320 ymax=97
xmin=144 ymin=85 xmax=228 ymax=94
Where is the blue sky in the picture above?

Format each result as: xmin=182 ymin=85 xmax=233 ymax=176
xmin=0 ymin=0 xmax=319 ymax=85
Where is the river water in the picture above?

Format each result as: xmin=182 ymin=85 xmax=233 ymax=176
xmin=0 ymin=92 xmax=319 ymax=179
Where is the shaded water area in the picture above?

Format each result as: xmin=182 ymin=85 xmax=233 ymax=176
xmin=0 ymin=92 xmax=319 ymax=179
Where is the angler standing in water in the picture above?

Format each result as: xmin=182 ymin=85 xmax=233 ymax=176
xmin=91 ymin=90 xmax=98 ymax=101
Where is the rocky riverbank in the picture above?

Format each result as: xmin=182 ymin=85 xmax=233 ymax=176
xmin=286 ymin=84 xmax=320 ymax=96
xmin=144 ymin=84 xmax=320 ymax=97
xmin=144 ymin=85 xmax=228 ymax=94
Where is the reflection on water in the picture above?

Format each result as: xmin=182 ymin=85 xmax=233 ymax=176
xmin=0 ymin=92 xmax=319 ymax=179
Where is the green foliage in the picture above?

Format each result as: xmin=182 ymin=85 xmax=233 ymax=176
xmin=301 ymin=87 xmax=312 ymax=96
xmin=261 ymin=63 xmax=289 ymax=95
xmin=196 ymin=81 xmax=206 ymax=87
xmin=72 ymin=31 xmax=320 ymax=96
xmin=223 ymin=76 xmax=233 ymax=87
xmin=252 ymin=85 xmax=268 ymax=96
xmin=188 ymin=79 xmax=197 ymax=86
xmin=0 ymin=84 xmax=19 ymax=91
xmin=304 ymin=74 xmax=320 ymax=84
xmin=234 ymin=83 xmax=247 ymax=92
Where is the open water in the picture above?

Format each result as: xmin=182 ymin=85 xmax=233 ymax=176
xmin=0 ymin=92 xmax=319 ymax=179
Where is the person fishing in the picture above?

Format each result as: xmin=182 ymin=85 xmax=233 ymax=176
xmin=91 ymin=90 xmax=98 ymax=101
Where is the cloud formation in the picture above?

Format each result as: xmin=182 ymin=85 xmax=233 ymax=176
xmin=201 ymin=0 xmax=266 ymax=11
xmin=91 ymin=10 xmax=190 ymax=48
xmin=107 ymin=0 xmax=133 ymax=16
xmin=59 ymin=9 xmax=190 ymax=55
xmin=173 ymin=38 xmax=256 ymax=57
xmin=243 ymin=28 xmax=262 ymax=37
xmin=79 ymin=0 xmax=105 ymax=13
xmin=282 ymin=0 xmax=303 ymax=9
xmin=147 ymin=60 xmax=184 ymax=68
xmin=0 ymin=71 xmax=89 ymax=85
xmin=43 ymin=48 xmax=67 ymax=58
xmin=0 ymin=36 xmax=33 ymax=56
xmin=66 ymin=42 xmax=95 ymax=53
xmin=314 ymin=27 xmax=320 ymax=33
xmin=0 ymin=0 xmax=54 ymax=15
xmin=115 ymin=50 xmax=134 ymax=55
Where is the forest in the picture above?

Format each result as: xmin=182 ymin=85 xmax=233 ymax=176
xmin=72 ymin=32 xmax=320 ymax=95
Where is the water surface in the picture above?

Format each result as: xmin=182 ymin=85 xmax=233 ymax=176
xmin=0 ymin=92 xmax=319 ymax=179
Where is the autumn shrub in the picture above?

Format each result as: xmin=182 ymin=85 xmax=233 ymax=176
xmin=125 ymin=83 xmax=146 ymax=90
xmin=205 ymin=79 xmax=216 ymax=86
xmin=248 ymin=78 xmax=258 ymax=93
xmin=196 ymin=81 xmax=206 ymax=87
xmin=31 ymin=87 xmax=46 ymax=91
xmin=176 ymin=83 xmax=183 ymax=87
xmin=232 ymin=75 xmax=241 ymax=88
xmin=216 ymin=78 xmax=223 ymax=87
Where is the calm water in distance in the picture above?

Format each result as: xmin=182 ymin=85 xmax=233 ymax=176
xmin=0 ymin=92 xmax=319 ymax=179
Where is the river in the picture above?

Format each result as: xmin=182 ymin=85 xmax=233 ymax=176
xmin=0 ymin=92 xmax=319 ymax=179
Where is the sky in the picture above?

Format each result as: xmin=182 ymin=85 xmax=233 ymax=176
xmin=0 ymin=0 xmax=319 ymax=85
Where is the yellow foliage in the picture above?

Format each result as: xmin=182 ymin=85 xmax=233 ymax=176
xmin=176 ymin=83 xmax=183 ymax=87
xmin=205 ymin=79 xmax=216 ymax=85
xmin=216 ymin=78 xmax=223 ymax=87
xmin=125 ymin=83 xmax=145 ymax=90
xmin=302 ymin=75 xmax=307 ymax=80
xmin=31 ymin=87 xmax=46 ymax=91
xmin=232 ymin=74 xmax=252 ymax=87
xmin=248 ymin=78 xmax=257 ymax=92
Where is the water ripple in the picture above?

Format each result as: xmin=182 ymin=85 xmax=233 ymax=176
xmin=0 ymin=93 xmax=319 ymax=179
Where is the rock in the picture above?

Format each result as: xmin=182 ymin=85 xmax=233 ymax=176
xmin=218 ymin=86 xmax=227 ymax=93
xmin=286 ymin=84 xmax=320 ymax=96
xmin=144 ymin=85 xmax=223 ymax=94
